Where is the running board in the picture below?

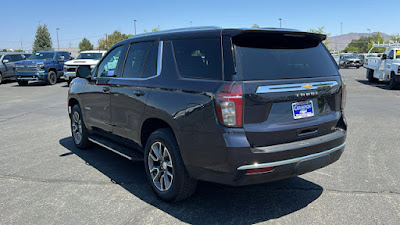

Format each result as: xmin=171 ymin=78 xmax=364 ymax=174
xmin=88 ymin=136 xmax=143 ymax=161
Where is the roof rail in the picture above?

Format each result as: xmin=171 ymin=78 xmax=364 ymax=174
xmin=372 ymin=42 xmax=400 ymax=48
xmin=367 ymin=42 xmax=400 ymax=54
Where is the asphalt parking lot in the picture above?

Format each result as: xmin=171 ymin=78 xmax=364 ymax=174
xmin=0 ymin=68 xmax=399 ymax=225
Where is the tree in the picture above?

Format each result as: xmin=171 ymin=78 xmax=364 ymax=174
xmin=79 ymin=38 xmax=94 ymax=51
xmin=32 ymin=24 xmax=53 ymax=52
xmin=13 ymin=49 xmax=24 ymax=52
xmin=251 ymin=24 xmax=260 ymax=28
xmin=343 ymin=32 xmax=387 ymax=53
xmin=343 ymin=36 xmax=371 ymax=53
xmin=144 ymin=27 xmax=160 ymax=33
xmin=366 ymin=32 xmax=386 ymax=53
xmin=391 ymin=34 xmax=400 ymax=42
xmin=98 ymin=30 xmax=131 ymax=50
xmin=1 ymin=49 xmax=7 ymax=52
xmin=309 ymin=26 xmax=332 ymax=50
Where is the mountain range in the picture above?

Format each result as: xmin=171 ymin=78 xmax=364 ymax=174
xmin=326 ymin=32 xmax=392 ymax=51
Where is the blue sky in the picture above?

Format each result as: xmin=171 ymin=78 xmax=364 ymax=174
xmin=1 ymin=0 xmax=399 ymax=50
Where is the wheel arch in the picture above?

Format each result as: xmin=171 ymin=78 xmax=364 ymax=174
xmin=140 ymin=117 xmax=178 ymax=149
xmin=47 ymin=67 xmax=57 ymax=73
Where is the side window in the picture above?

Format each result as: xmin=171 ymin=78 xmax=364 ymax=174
xmin=172 ymin=38 xmax=222 ymax=80
xmin=61 ymin=52 xmax=70 ymax=60
xmin=388 ymin=50 xmax=394 ymax=59
xmin=122 ymin=42 xmax=151 ymax=78
xmin=143 ymin=42 xmax=159 ymax=78
xmin=3 ymin=55 xmax=12 ymax=62
xmin=96 ymin=46 xmax=123 ymax=78
xmin=10 ymin=55 xmax=23 ymax=62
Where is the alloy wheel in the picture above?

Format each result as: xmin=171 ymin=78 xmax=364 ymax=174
xmin=50 ymin=73 xmax=56 ymax=84
xmin=71 ymin=111 xmax=83 ymax=144
xmin=148 ymin=141 xmax=174 ymax=192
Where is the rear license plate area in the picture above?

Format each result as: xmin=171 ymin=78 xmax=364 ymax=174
xmin=292 ymin=100 xmax=314 ymax=119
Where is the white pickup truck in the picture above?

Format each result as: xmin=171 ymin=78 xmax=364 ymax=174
xmin=63 ymin=50 xmax=106 ymax=84
xmin=364 ymin=42 xmax=400 ymax=89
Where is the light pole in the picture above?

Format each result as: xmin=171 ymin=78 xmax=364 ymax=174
xmin=279 ymin=18 xmax=282 ymax=28
xmin=190 ymin=21 xmax=192 ymax=27
xmin=367 ymin=29 xmax=371 ymax=36
xmin=56 ymin=28 xmax=60 ymax=50
xmin=134 ymin=20 xmax=137 ymax=35
xmin=340 ymin=22 xmax=343 ymax=35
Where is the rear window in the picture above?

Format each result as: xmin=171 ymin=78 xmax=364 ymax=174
xmin=233 ymin=34 xmax=338 ymax=80
xmin=172 ymin=39 xmax=222 ymax=80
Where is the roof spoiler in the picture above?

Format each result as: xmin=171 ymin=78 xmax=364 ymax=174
xmin=227 ymin=29 xmax=326 ymax=42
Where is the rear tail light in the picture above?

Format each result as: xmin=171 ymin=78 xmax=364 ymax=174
xmin=216 ymin=82 xmax=243 ymax=127
xmin=340 ymin=74 xmax=346 ymax=110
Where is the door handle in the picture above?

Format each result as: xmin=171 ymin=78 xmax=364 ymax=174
xmin=133 ymin=90 xmax=145 ymax=96
xmin=103 ymin=87 xmax=110 ymax=93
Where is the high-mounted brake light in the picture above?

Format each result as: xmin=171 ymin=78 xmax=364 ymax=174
xmin=216 ymin=82 xmax=243 ymax=127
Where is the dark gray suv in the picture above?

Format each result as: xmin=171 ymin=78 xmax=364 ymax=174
xmin=68 ymin=27 xmax=347 ymax=202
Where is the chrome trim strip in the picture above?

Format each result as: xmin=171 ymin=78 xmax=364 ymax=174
xmin=157 ymin=41 xmax=163 ymax=76
xmin=17 ymin=77 xmax=39 ymax=81
xmin=237 ymin=142 xmax=346 ymax=171
xmin=88 ymin=138 xmax=132 ymax=160
xmin=253 ymin=130 xmax=344 ymax=154
xmin=256 ymin=81 xmax=339 ymax=94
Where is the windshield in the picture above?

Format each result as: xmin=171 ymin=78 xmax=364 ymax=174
xmin=28 ymin=52 xmax=54 ymax=60
xmin=343 ymin=55 xmax=357 ymax=59
xmin=234 ymin=38 xmax=338 ymax=80
xmin=76 ymin=53 xmax=103 ymax=60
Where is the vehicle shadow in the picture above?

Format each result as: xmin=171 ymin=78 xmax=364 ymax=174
xmin=10 ymin=80 xmax=68 ymax=87
xmin=355 ymin=79 xmax=392 ymax=90
xmin=59 ymin=137 xmax=323 ymax=224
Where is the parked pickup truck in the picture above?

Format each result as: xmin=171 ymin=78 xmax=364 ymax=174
xmin=63 ymin=50 xmax=106 ymax=84
xmin=0 ymin=53 xmax=26 ymax=84
xmin=14 ymin=51 xmax=71 ymax=86
xmin=364 ymin=42 xmax=400 ymax=89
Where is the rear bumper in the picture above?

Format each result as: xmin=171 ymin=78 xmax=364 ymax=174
xmin=63 ymin=72 xmax=76 ymax=80
xmin=186 ymin=128 xmax=346 ymax=186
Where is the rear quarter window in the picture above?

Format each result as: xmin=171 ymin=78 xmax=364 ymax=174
xmin=172 ymin=38 xmax=222 ymax=80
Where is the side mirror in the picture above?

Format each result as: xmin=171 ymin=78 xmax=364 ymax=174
xmin=58 ymin=56 xmax=65 ymax=62
xmin=76 ymin=65 xmax=92 ymax=79
xmin=382 ymin=54 xmax=387 ymax=60
xmin=2 ymin=59 xmax=9 ymax=64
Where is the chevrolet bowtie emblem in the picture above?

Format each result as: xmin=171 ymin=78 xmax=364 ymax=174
xmin=303 ymin=84 xmax=313 ymax=89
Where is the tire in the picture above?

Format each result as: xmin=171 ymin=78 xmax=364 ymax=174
xmin=70 ymin=104 xmax=91 ymax=149
xmin=356 ymin=66 xmax=360 ymax=69
xmin=67 ymin=78 xmax=72 ymax=86
xmin=0 ymin=72 xmax=3 ymax=84
xmin=17 ymin=80 xmax=28 ymax=86
xmin=144 ymin=128 xmax=197 ymax=202
xmin=388 ymin=72 xmax=398 ymax=90
xmin=47 ymin=71 xmax=57 ymax=85
xmin=367 ymin=69 xmax=377 ymax=83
